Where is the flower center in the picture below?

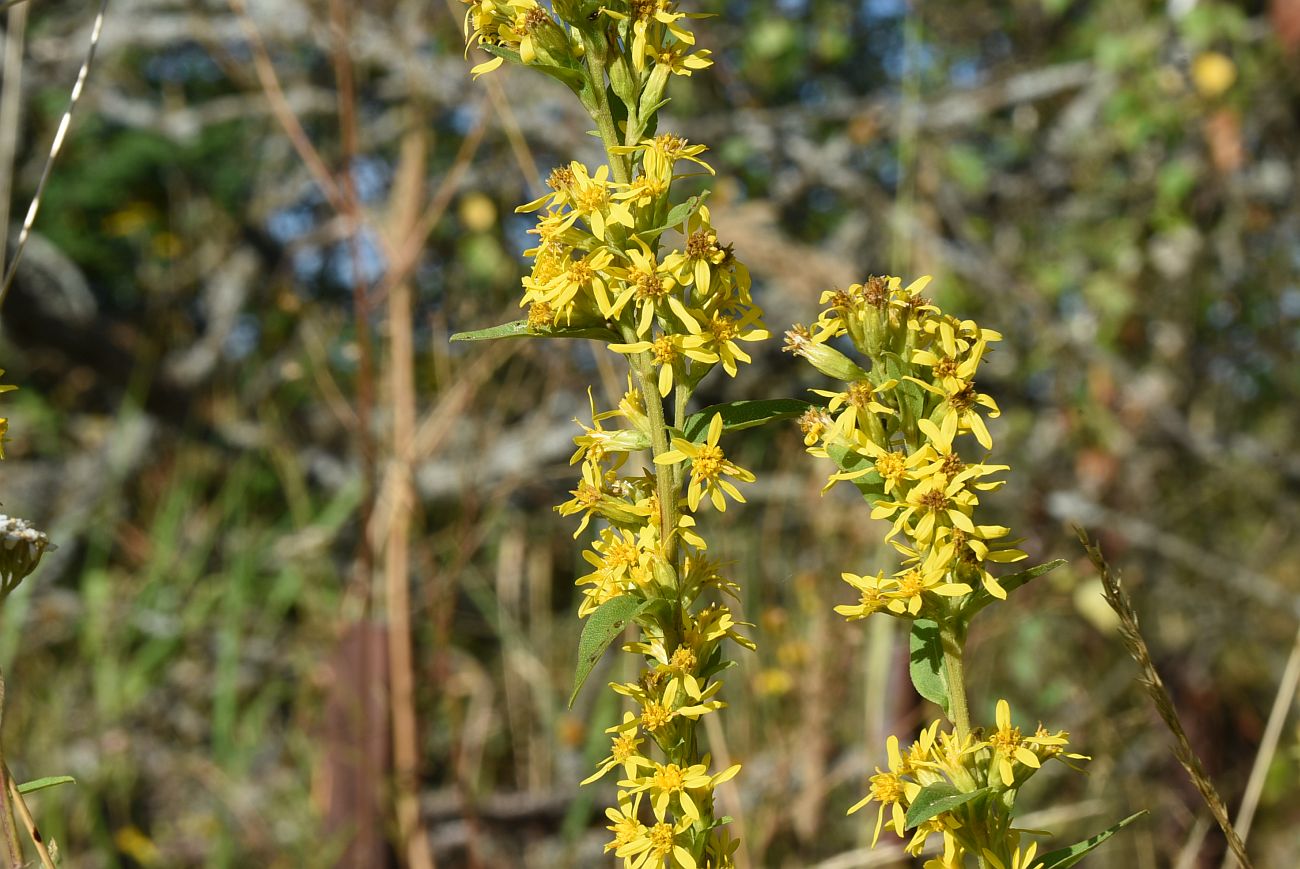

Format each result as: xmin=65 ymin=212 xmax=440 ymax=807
xmin=870 ymin=770 xmax=906 ymax=805
xmin=634 ymin=269 xmax=667 ymax=300
xmin=875 ymin=451 xmax=907 ymax=481
xmin=692 ymin=444 xmax=724 ymax=480
xmin=641 ymin=702 xmax=672 ymax=731
xmin=648 ymin=823 xmax=677 ymax=855
xmin=653 ymin=763 xmax=687 ymax=793
xmin=687 ymin=228 xmax=717 ymax=259
xmin=897 ymin=569 xmax=925 ymax=598
xmin=863 ymin=276 xmax=888 ymax=308
xmin=847 ymin=381 xmax=876 ymax=410
xmin=709 ymin=315 xmax=738 ymax=342
xmin=612 ymin=733 xmax=640 ymax=761
xmin=919 ymin=489 xmax=950 ymax=513
xmin=528 ymin=302 xmax=555 ymax=329
xmin=651 ymin=336 xmax=678 ymax=365
xmin=547 ymin=166 xmax=575 ymax=191
xmin=669 ymin=646 xmax=697 ymax=672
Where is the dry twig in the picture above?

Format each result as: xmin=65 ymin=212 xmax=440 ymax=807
xmin=1076 ymin=528 xmax=1254 ymax=869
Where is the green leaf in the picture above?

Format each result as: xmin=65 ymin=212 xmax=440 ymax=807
xmin=482 ymin=44 xmax=523 ymax=65
xmin=450 ymin=319 xmax=618 ymax=343
xmin=641 ymin=193 xmax=710 ymax=243
xmin=881 ymin=352 xmax=926 ymax=424
xmin=963 ymin=559 xmax=1067 ymax=619
xmin=909 ymin=619 xmax=949 ymax=715
xmin=904 ymin=783 xmax=990 ymax=830
xmin=1038 ymin=811 xmax=1148 ymax=868
xmin=480 ymin=43 xmax=584 ymax=90
xmin=16 ymin=775 xmax=75 ymax=795
xmin=682 ymin=399 xmax=812 ymax=442
xmin=570 ymin=595 xmax=652 ymax=707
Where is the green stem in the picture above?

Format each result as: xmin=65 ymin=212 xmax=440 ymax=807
xmin=939 ymin=618 xmax=971 ymax=740
xmin=581 ymin=35 xmax=630 ymax=185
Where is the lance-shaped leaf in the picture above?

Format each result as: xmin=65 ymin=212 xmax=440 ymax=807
xmin=682 ymin=399 xmax=812 ymax=443
xmin=451 ymin=319 xmax=618 ymax=343
xmin=904 ymin=783 xmax=991 ymax=830
xmin=481 ymin=44 xmax=585 ymax=92
xmin=962 ymin=559 xmax=1067 ymax=620
xmin=570 ymin=595 xmax=653 ymax=707
xmin=909 ymin=619 xmax=950 ymax=715
xmin=1037 ymin=811 xmax=1148 ymax=868
xmin=641 ymin=193 xmax=710 ymax=243
xmin=16 ymin=775 xmax=75 ymax=795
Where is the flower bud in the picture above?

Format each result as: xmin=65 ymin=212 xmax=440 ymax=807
xmin=783 ymin=326 xmax=870 ymax=382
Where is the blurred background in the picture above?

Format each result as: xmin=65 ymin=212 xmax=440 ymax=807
xmin=0 ymin=0 xmax=1298 ymax=866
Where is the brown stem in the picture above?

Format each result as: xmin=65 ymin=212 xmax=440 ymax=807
xmin=0 ymin=670 xmax=22 ymax=867
xmin=5 ymin=767 xmax=54 ymax=869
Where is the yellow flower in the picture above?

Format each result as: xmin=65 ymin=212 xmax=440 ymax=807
xmin=981 ymin=841 xmax=1043 ymax=869
xmin=871 ymin=471 xmax=978 ymax=545
xmin=886 ymin=548 xmax=972 ymax=615
xmin=606 ymin=241 xmax=693 ymax=335
xmin=908 ymin=375 xmax=1001 ymax=450
xmin=654 ymin=413 xmax=755 ymax=512
xmin=608 ymin=333 xmax=690 ymax=397
xmin=571 ymin=389 xmax=650 ymax=467
xmin=826 ymin=434 xmax=926 ymax=494
xmin=834 ymin=571 xmax=891 ymax=621
xmin=811 ymin=377 xmax=898 ymax=443
xmin=602 ymin=0 xmax=707 ymax=72
xmin=604 ymin=790 xmax=649 ymax=856
xmin=986 ymin=700 xmax=1048 ymax=787
xmin=621 ymin=759 xmax=740 ymax=823
xmin=680 ymin=307 xmax=769 ymax=376
xmin=661 ymin=206 xmax=727 ymax=297
xmin=574 ymin=526 xmax=655 ymax=613
xmin=536 ymin=247 xmax=616 ymax=315
xmin=847 ymin=735 xmax=919 ymax=846
xmin=617 ymin=815 xmax=698 ymax=869
xmin=583 ymin=713 xmax=653 ymax=784
xmin=556 ymin=462 xmax=652 ymax=536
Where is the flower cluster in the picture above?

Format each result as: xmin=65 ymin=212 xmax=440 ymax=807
xmin=518 ymin=143 xmax=765 ymax=384
xmin=462 ymin=0 xmax=711 ymax=80
xmin=789 ymin=276 xmax=1095 ymax=866
xmin=849 ymin=701 xmax=1086 ymax=867
xmin=786 ymin=275 xmax=1022 ymax=611
xmin=461 ymin=5 xmax=765 ymax=865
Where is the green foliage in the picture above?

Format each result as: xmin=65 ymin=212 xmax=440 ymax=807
xmin=569 ymin=594 xmax=652 ymax=707
xmin=908 ymin=619 xmax=950 ymax=716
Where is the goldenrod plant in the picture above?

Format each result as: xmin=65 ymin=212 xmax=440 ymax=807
xmin=455 ymin=2 xmax=783 ymax=865
xmin=785 ymin=277 xmax=1144 ymax=868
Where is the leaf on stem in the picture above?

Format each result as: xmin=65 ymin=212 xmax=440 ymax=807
xmin=451 ymin=319 xmax=618 ymax=343
xmin=569 ymin=595 xmax=653 ymax=707
xmin=962 ymin=559 xmax=1067 ymax=620
xmin=1037 ymin=811 xmax=1148 ymax=868
xmin=16 ymin=776 xmax=75 ymax=795
xmin=904 ymin=783 xmax=990 ymax=830
xmin=909 ymin=618 xmax=950 ymax=715
xmin=682 ymin=399 xmax=812 ymax=443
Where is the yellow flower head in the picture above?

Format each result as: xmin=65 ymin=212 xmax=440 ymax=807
xmin=654 ymin=413 xmax=755 ymax=512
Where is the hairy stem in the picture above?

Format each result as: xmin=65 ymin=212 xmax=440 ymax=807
xmin=581 ymin=35 xmax=630 ymax=185
xmin=939 ymin=619 xmax=971 ymax=740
